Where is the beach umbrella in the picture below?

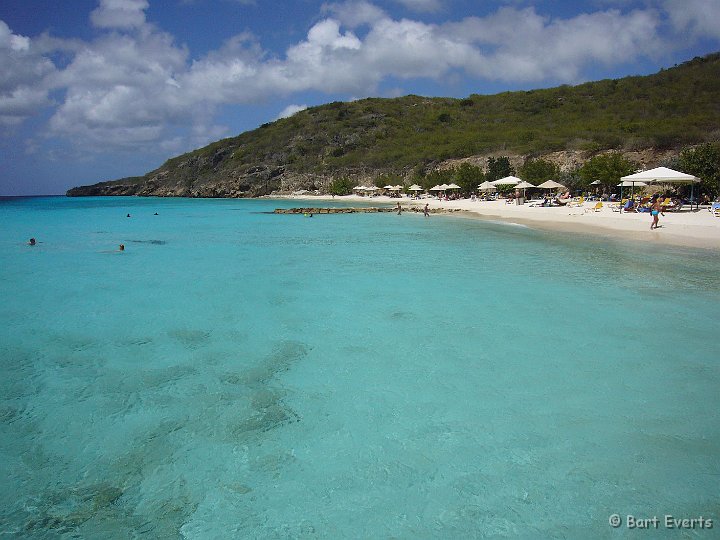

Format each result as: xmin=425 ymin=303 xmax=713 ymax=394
xmin=429 ymin=185 xmax=443 ymax=191
xmin=352 ymin=186 xmax=365 ymax=191
xmin=617 ymin=179 xmax=647 ymax=201
xmin=383 ymin=185 xmax=395 ymax=189
xmin=478 ymin=181 xmax=496 ymax=191
xmin=617 ymin=180 xmax=647 ymax=187
xmin=514 ymin=181 xmax=535 ymax=189
xmin=408 ymin=184 xmax=423 ymax=191
xmin=621 ymin=166 xmax=701 ymax=209
xmin=446 ymin=183 xmax=461 ymax=189
xmin=621 ymin=166 xmax=699 ymax=183
xmin=590 ymin=180 xmax=601 ymax=185
xmin=514 ymin=181 xmax=535 ymax=198
xmin=537 ymin=180 xmax=566 ymax=191
xmin=491 ymin=175 xmax=522 ymax=186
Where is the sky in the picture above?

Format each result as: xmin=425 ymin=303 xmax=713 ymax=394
xmin=1 ymin=0 xmax=719 ymax=195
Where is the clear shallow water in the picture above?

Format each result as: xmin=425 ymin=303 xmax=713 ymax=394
xmin=1 ymin=196 xmax=718 ymax=538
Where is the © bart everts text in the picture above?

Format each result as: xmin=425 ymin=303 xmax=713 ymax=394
xmin=608 ymin=514 xmax=713 ymax=529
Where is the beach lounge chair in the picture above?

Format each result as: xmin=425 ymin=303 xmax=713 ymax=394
xmin=586 ymin=202 xmax=603 ymax=213
xmin=711 ymin=202 xmax=720 ymax=217
xmin=567 ymin=196 xmax=585 ymax=207
xmin=665 ymin=199 xmax=683 ymax=212
xmin=621 ymin=199 xmax=635 ymax=212
xmin=529 ymin=197 xmax=551 ymax=207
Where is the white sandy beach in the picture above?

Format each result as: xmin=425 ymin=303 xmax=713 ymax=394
xmin=275 ymin=193 xmax=720 ymax=250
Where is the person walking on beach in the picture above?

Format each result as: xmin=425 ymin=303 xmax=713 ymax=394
xmin=650 ymin=196 xmax=662 ymax=230
xmin=396 ymin=202 xmax=402 ymax=215
xmin=423 ymin=203 xmax=429 ymax=217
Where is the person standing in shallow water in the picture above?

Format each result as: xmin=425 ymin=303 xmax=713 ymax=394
xmin=396 ymin=202 xmax=402 ymax=215
xmin=423 ymin=203 xmax=429 ymax=217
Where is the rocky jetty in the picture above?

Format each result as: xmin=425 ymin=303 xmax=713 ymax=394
xmin=274 ymin=207 xmax=460 ymax=214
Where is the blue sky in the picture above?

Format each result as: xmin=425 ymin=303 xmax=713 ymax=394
xmin=1 ymin=0 xmax=719 ymax=195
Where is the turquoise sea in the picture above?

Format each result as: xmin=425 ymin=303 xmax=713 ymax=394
xmin=1 ymin=196 xmax=718 ymax=538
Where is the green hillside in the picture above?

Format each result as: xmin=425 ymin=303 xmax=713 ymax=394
xmin=68 ymin=53 xmax=720 ymax=197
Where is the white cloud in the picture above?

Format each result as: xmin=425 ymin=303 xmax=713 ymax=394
xmin=393 ymin=0 xmax=442 ymax=13
xmin=0 ymin=21 xmax=56 ymax=125
xmin=277 ymin=104 xmax=308 ymax=119
xmin=0 ymin=0 xmax=716 ymax=157
xmin=664 ymin=0 xmax=720 ymax=40
xmin=47 ymin=29 xmax=189 ymax=146
xmin=322 ymin=1 xmax=386 ymax=27
xmin=90 ymin=0 xmax=149 ymax=30
xmin=440 ymin=7 xmax=663 ymax=81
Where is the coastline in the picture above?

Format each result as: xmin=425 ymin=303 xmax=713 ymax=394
xmin=271 ymin=194 xmax=720 ymax=250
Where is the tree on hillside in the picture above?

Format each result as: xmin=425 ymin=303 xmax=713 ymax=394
xmin=486 ymin=157 xmax=514 ymax=182
xmin=578 ymin=152 xmax=637 ymax=189
xmin=678 ymin=143 xmax=720 ymax=196
xmin=422 ymin=168 xmax=455 ymax=191
xmin=329 ymin=176 xmax=354 ymax=196
xmin=374 ymin=173 xmax=403 ymax=188
xmin=518 ymin=158 xmax=560 ymax=184
xmin=454 ymin=163 xmax=484 ymax=194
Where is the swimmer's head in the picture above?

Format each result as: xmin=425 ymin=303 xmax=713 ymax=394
xmin=28 ymin=238 xmax=36 ymax=246
xmin=119 ymin=244 xmax=125 ymax=251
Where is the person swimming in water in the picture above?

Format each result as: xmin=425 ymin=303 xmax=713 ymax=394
xmin=28 ymin=238 xmax=36 ymax=246
xmin=119 ymin=244 xmax=125 ymax=251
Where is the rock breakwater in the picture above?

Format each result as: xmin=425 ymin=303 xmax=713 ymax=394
xmin=274 ymin=207 xmax=461 ymax=214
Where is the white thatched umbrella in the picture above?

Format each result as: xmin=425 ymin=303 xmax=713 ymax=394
xmin=537 ymin=180 xmax=566 ymax=191
xmin=491 ymin=175 xmax=522 ymax=186
xmin=478 ymin=181 xmax=496 ymax=192
xmin=514 ymin=181 xmax=535 ymax=198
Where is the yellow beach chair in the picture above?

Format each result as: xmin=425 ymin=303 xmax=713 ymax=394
xmin=586 ymin=201 xmax=603 ymax=213
xmin=567 ymin=196 xmax=585 ymax=207
xmin=610 ymin=199 xmax=626 ymax=212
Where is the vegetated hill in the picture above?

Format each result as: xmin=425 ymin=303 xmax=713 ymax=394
xmin=68 ymin=53 xmax=720 ymax=197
